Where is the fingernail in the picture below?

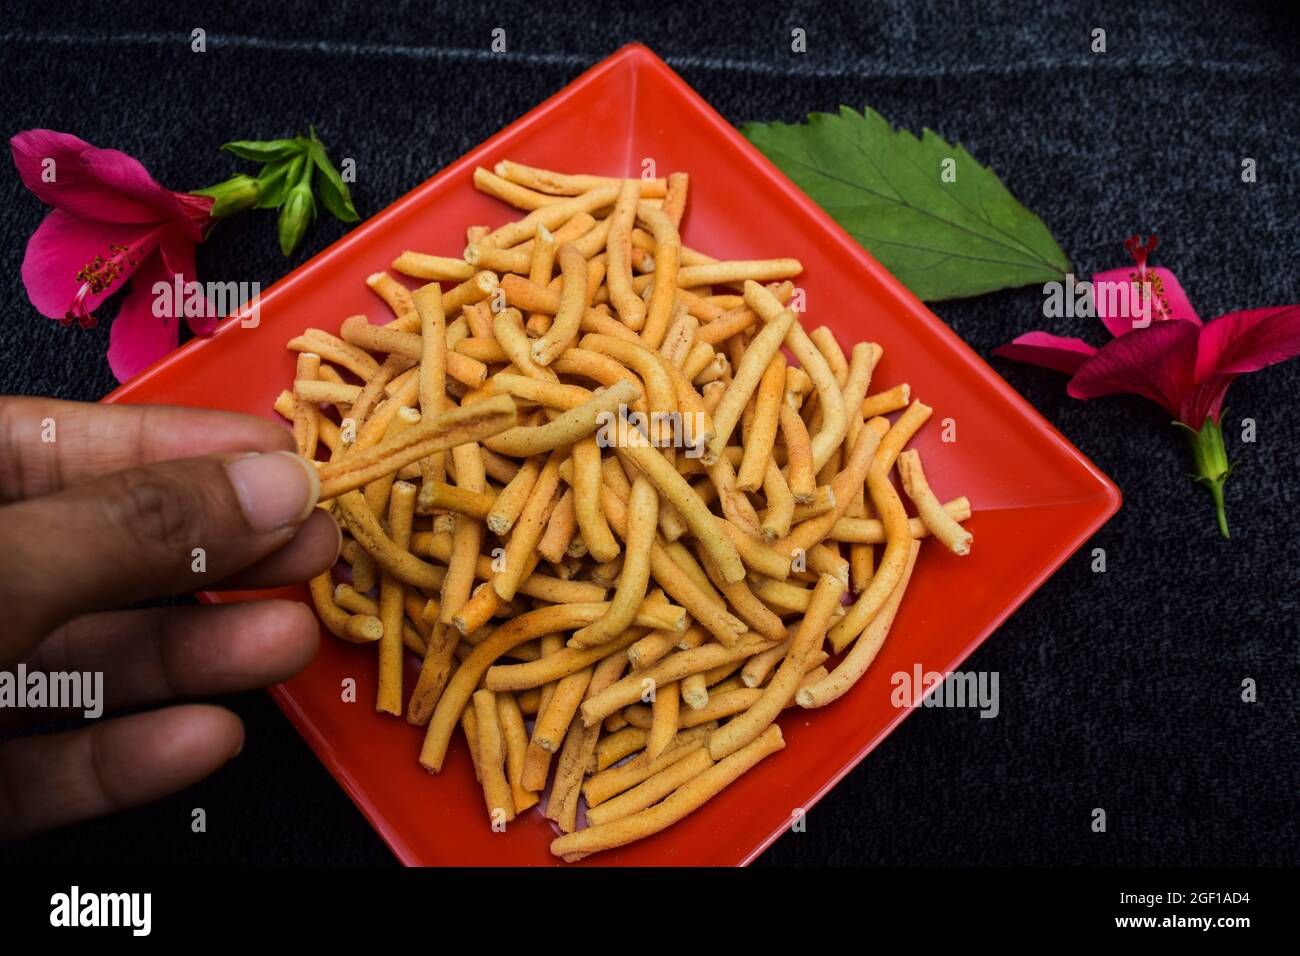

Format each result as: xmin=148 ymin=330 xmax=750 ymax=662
xmin=225 ymin=451 xmax=321 ymax=533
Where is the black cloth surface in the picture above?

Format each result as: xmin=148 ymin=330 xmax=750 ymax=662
xmin=0 ymin=0 xmax=1297 ymax=866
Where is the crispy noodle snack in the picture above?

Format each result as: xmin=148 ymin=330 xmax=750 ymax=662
xmin=281 ymin=160 xmax=975 ymax=861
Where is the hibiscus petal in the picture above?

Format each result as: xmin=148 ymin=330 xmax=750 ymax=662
xmin=1182 ymin=305 xmax=1300 ymax=426
xmin=20 ymin=210 xmax=162 ymax=319
xmin=1067 ymin=319 xmax=1200 ymax=418
xmin=10 ymin=130 xmax=163 ymax=224
xmin=158 ymin=229 xmax=217 ymax=336
xmin=993 ymin=332 xmax=1097 ymax=375
xmin=82 ymin=148 xmax=210 ymax=242
xmin=1194 ymin=305 xmax=1300 ymax=379
xmin=1092 ymin=265 xmax=1201 ymax=338
xmin=107 ymin=253 xmax=182 ymax=382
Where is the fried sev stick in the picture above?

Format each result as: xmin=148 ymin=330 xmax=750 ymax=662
xmin=778 ymin=402 xmax=816 ymax=502
xmin=537 ymin=487 xmax=578 ymax=562
xmin=571 ymin=475 xmax=658 ymax=646
xmin=376 ymin=481 xmax=416 ymax=715
xmin=471 ymin=690 xmax=515 ymax=822
xmin=647 ymin=680 xmax=681 ymax=760
xmin=496 ymin=692 xmax=539 ymax=813
xmin=593 ymin=726 xmax=650 ymax=773
xmin=571 ymin=434 xmax=620 ymax=562
xmin=636 ymin=206 xmax=681 ymax=349
xmin=624 ymin=658 xmax=827 ymax=732
xmin=827 ymin=401 xmax=932 ymax=653
xmin=897 ymin=450 xmax=973 ymax=556
xmin=493 ymin=161 xmax=667 ymax=198
xmin=532 ymin=666 xmax=593 ymax=753
xmin=473 ymin=166 xmax=564 ymax=210
xmin=485 ymin=455 xmax=542 ymax=536
xmin=615 ymin=427 xmax=745 ymax=585
xmin=772 ymin=420 xmax=886 ymax=562
xmin=363 ymin=406 xmax=420 ymax=516
xmin=480 ymin=183 xmax=620 ymax=249
xmin=704 ymin=305 xmax=797 ymax=464
xmin=288 ymin=328 xmax=381 ymax=379
xmin=337 ymin=491 xmax=444 ymax=590
xmin=420 ymin=601 xmax=675 ymax=772
xmin=735 ymin=353 xmax=786 ymax=492
xmin=860 ymin=383 xmax=911 ymax=418
xmin=553 ymin=724 xmax=785 ymax=861
xmin=413 ymin=282 xmax=448 ymax=486
xmin=292 ymin=352 xmax=320 ymax=458
xmin=531 ymin=243 xmax=587 ymax=366
xmin=520 ymin=634 xmax=565 ymax=790
xmin=799 ymin=539 xmax=921 ymax=708
xmin=547 ymin=651 xmax=628 ymax=831
xmin=581 ymin=724 xmax=715 ymax=807
xmin=485 ymin=627 xmax=646 ymax=691
xmin=318 ymin=395 xmax=516 ymax=501
xmin=829 ymin=498 xmax=971 ymax=542
xmin=605 ymin=179 xmax=647 ymax=330
xmin=580 ymin=635 xmax=778 ymax=728
xmin=415 ymin=480 xmax=495 ymax=518
xmin=584 ymin=746 xmax=713 ymax=827
xmin=480 ymin=378 xmax=639 ymax=457
xmin=707 ymin=573 xmax=844 ymax=760
xmin=392 ymin=251 xmax=475 ymax=282
xmin=492 ymin=447 xmax=565 ymax=600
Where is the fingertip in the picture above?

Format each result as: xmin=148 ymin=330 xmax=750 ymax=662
xmin=265 ymin=598 xmax=323 ymax=673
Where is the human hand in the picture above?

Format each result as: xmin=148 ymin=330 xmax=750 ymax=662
xmin=0 ymin=397 xmax=338 ymax=840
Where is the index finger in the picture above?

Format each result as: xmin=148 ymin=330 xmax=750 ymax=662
xmin=0 ymin=397 xmax=294 ymax=504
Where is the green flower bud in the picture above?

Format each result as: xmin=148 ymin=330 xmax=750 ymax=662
xmin=278 ymin=181 xmax=316 ymax=256
xmin=1176 ymin=416 xmax=1233 ymax=539
xmin=192 ymin=174 xmax=260 ymax=219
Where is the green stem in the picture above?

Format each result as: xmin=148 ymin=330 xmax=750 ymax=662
xmin=1174 ymin=417 xmax=1232 ymax=539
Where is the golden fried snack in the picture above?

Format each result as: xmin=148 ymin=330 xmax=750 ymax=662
xmin=482 ymin=378 xmax=639 ymax=457
xmin=828 ymin=498 xmax=971 ymax=543
xmin=897 ymin=450 xmax=973 ymax=556
xmin=707 ymin=573 xmax=843 ymax=760
xmin=496 ymin=692 xmax=539 ymax=813
xmin=532 ymin=243 xmax=588 ymax=366
xmin=603 ymin=179 xmax=647 ymax=330
xmin=799 ymin=540 xmax=921 ymax=708
xmin=553 ymin=724 xmax=785 ymax=862
xmin=318 ymin=395 xmax=516 ymax=501
xmin=287 ymin=158 xmax=978 ymax=861
xmin=471 ymin=690 xmax=515 ymax=822
xmin=376 ymin=481 xmax=416 ymax=715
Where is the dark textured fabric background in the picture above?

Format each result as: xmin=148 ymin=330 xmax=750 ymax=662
xmin=1 ymin=1 xmax=1297 ymax=867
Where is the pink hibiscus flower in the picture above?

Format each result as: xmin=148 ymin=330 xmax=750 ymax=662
xmin=996 ymin=236 xmax=1300 ymax=537
xmin=11 ymin=129 xmax=216 ymax=381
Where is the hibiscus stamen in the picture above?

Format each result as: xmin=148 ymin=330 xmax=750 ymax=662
xmin=1123 ymin=234 xmax=1173 ymax=323
xmin=65 ymin=243 xmax=137 ymax=329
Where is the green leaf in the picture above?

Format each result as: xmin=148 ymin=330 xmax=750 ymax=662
xmin=254 ymin=155 xmax=305 ymax=210
xmin=742 ymin=106 xmax=1071 ymax=301
xmin=221 ymin=139 xmax=303 ymax=163
xmin=306 ymin=134 xmax=360 ymax=223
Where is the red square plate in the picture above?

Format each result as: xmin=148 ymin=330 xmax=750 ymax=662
xmin=103 ymin=44 xmax=1119 ymax=866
